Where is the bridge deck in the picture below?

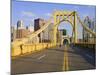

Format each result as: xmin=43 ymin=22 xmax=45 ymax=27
xmin=11 ymin=45 xmax=95 ymax=74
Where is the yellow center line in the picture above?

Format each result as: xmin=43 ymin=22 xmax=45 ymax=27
xmin=62 ymin=46 xmax=69 ymax=71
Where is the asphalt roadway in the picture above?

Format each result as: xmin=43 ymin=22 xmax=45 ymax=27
xmin=11 ymin=45 xmax=96 ymax=75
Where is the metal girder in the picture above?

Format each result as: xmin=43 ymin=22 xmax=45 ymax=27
xmin=12 ymin=10 xmax=96 ymax=47
xmin=53 ymin=11 xmax=78 ymax=44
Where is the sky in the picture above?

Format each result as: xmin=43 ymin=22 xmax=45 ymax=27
xmin=11 ymin=0 xmax=96 ymax=38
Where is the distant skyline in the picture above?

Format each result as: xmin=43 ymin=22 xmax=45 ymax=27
xmin=11 ymin=0 xmax=96 ymax=38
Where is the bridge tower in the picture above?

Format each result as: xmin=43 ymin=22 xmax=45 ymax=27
xmin=73 ymin=11 xmax=78 ymax=44
xmin=53 ymin=11 xmax=78 ymax=45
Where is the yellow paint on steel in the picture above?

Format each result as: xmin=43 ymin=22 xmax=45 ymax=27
xmin=62 ymin=45 xmax=69 ymax=71
xmin=12 ymin=10 xmax=96 ymax=57
xmin=76 ymin=12 xmax=96 ymax=36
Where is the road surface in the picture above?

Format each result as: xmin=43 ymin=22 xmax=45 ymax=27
xmin=11 ymin=45 xmax=95 ymax=75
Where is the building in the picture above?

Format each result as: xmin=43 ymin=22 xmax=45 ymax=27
xmin=16 ymin=20 xmax=30 ymax=39
xmin=26 ymin=24 xmax=34 ymax=34
xmin=34 ymin=18 xmax=46 ymax=43
xmin=28 ymin=24 xmax=34 ymax=32
xmin=42 ymin=20 xmax=53 ymax=42
xmin=92 ymin=18 xmax=96 ymax=32
xmin=83 ymin=16 xmax=90 ymax=42
xmin=57 ymin=29 xmax=63 ymax=43
xmin=57 ymin=29 xmax=71 ymax=44
xmin=11 ymin=25 xmax=16 ymax=41
xmin=83 ymin=16 xmax=96 ymax=43
xmin=48 ymin=23 xmax=54 ymax=42
xmin=34 ymin=18 xmax=45 ymax=31
xmin=57 ymin=29 xmax=67 ymax=43
xmin=16 ymin=29 xmax=30 ymax=39
xmin=17 ymin=20 xmax=25 ymax=29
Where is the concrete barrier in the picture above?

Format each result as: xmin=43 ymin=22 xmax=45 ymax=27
xmin=11 ymin=43 xmax=55 ymax=57
xmin=11 ymin=46 xmax=21 ymax=56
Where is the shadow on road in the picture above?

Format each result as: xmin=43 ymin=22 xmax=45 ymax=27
xmin=48 ymin=45 xmax=96 ymax=67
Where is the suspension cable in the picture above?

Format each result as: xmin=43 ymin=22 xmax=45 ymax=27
xmin=76 ymin=13 xmax=96 ymax=36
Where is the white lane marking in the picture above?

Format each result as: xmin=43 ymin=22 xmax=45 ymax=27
xmin=86 ymin=54 xmax=93 ymax=59
xmin=37 ymin=54 xmax=46 ymax=60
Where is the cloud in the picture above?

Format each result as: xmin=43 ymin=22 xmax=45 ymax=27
xmin=21 ymin=11 xmax=36 ymax=17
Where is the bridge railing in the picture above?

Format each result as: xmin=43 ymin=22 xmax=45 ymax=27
xmin=74 ymin=42 xmax=96 ymax=53
xmin=11 ymin=43 xmax=57 ymax=57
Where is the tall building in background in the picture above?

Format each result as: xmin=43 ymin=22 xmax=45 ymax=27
xmin=83 ymin=16 xmax=96 ymax=43
xmin=48 ymin=23 xmax=54 ymax=42
xmin=42 ymin=20 xmax=50 ymax=42
xmin=11 ymin=25 xmax=16 ymax=41
xmin=17 ymin=20 xmax=24 ymax=29
xmin=34 ymin=18 xmax=45 ymax=31
xmin=57 ymin=29 xmax=63 ymax=43
xmin=34 ymin=18 xmax=48 ymax=43
xmin=16 ymin=20 xmax=29 ymax=39
xmin=92 ymin=18 xmax=96 ymax=32
xmin=83 ymin=16 xmax=91 ymax=42
xmin=28 ymin=24 xmax=34 ymax=32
